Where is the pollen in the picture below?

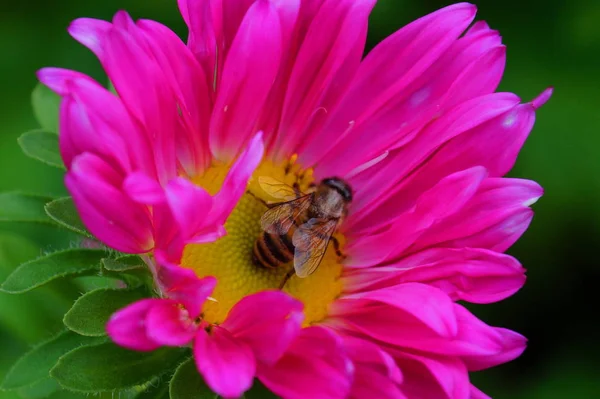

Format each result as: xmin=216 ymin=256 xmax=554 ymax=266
xmin=181 ymin=157 xmax=344 ymax=326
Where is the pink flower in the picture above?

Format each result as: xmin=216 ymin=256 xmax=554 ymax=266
xmin=40 ymin=1 xmax=552 ymax=398
xmin=107 ymin=255 xmax=304 ymax=398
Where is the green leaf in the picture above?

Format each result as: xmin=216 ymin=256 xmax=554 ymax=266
xmin=32 ymin=83 xmax=60 ymax=133
xmin=169 ymin=358 xmax=217 ymax=399
xmin=0 ymin=248 xmax=106 ymax=294
xmin=44 ymin=197 xmax=90 ymax=237
xmin=18 ymin=130 xmax=64 ymax=169
xmin=134 ymin=380 xmax=170 ymax=399
xmin=108 ymin=80 xmax=117 ymax=95
xmin=244 ymin=381 xmax=280 ymax=399
xmin=102 ymin=255 xmax=144 ymax=272
xmin=0 ymin=192 xmax=53 ymax=223
xmin=63 ymin=287 xmax=146 ymax=337
xmin=16 ymin=377 xmax=59 ymax=399
xmin=1 ymin=330 xmax=104 ymax=390
xmin=51 ymin=343 xmax=187 ymax=392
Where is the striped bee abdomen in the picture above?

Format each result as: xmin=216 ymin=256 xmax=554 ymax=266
xmin=252 ymin=231 xmax=295 ymax=269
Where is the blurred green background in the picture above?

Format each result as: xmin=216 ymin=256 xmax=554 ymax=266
xmin=0 ymin=0 xmax=597 ymax=398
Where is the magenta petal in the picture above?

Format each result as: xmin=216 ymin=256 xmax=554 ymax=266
xmin=106 ymin=298 xmax=164 ymax=351
xmin=164 ymin=177 xmax=214 ymax=240
xmin=222 ymin=291 xmax=303 ymax=364
xmin=194 ymin=327 xmax=256 ymax=399
xmin=155 ymin=254 xmax=216 ymax=319
xmin=209 ymin=0 xmax=282 ymax=161
xmin=302 ymin=3 xmax=477 ymax=173
xmin=212 ymin=132 xmax=264 ymax=224
xmin=258 ymin=327 xmax=353 ymax=399
xmin=392 ymin=351 xmax=470 ymax=399
xmin=343 ymin=336 xmax=402 ymax=384
xmin=455 ymin=304 xmax=527 ymax=370
xmin=69 ymin=18 xmax=112 ymax=59
xmin=347 ymin=166 xmax=486 ymax=266
xmin=344 ymin=336 xmax=405 ymax=399
xmin=123 ymin=172 xmax=165 ymax=204
xmin=412 ymin=178 xmax=543 ymax=252
xmin=470 ymin=385 xmax=492 ymax=399
xmin=145 ymin=300 xmax=197 ymax=346
xmin=66 ymin=153 xmax=154 ymax=253
xmin=273 ymin=0 xmax=375 ymax=160
xmin=332 ymin=283 xmax=458 ymax=340
xmin=346 ymin=247 xmax=526 ymax=304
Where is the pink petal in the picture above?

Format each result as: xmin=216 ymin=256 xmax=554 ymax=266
xmin=254 ymin=0 xmax=301 ymax=149
xmin=345 ymin=92 xmax=521 ymax=228
xmin=392 ymin=351 xmax=470 ymax=399
xmin=272 ymin=0 xmax=375 ymax=160
xmin=106 ymin=298 xmax=164 ymax=351
xmin=301 ymin=3 xmax=477 ymax=172
xmin=73 ymin=15 xmax=179 ymax=184
xmin=258 ymin=326 xmax=353 ymax=399
xmin=123 ymin=172 xmax=165 ymax=204
xmin=331 ymin=283 xmax=458 ymax=341
xmin=532 ymin=86 xmax=553 ymax=109
xmin=346 ymin=167 xmax=486 ymax=266
xmin=66 ymin=153 xmax=154 ymax=253
xmin=37 ymin=68 xmax=154 ymax=176
xmin=155 ymin=254 xmax=217 ymax=319
xmin=194 ymin=326 xmax=256 ymax=399
xmin=350 ymin=368 xmax=406 ymax=399
xmin=164 ymin=177 xmax=215 ymax=240
xmin=343 ymin=336 xmax=405 ymax=399
xmin=145 ymin=300 xmax=197 ymax=346
xmin=137 ymin=19 xmax=212 ymax=175
xmin=343 ymin=337 xmax=402 ymax=385
xmin=209 ymin=0 xmax=282 ymax=161
xmin=411 ymin=178 xmax=543 ymax=252
xmin=68 ymin=18 xmax=112 ymax=59
xmin=103 ymin=25 xmax=178 ymax=184
xmin=212 ymin=132 xmax=264 ymax=224
xmin=222 ymin=291 xmax=304 ymax=364
xmin=470 ymin=384 xmax=492 ymax=399
xmin=177 ymin=0 xmax=219 ymax=91
xmin=345 ymin=247 xmax=526 ymax=304
xmin=455 ymin=305 xmax=527 ymax=371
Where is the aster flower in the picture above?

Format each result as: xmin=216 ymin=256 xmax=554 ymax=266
xmin=36 ymin=1 xmax=552 ymax=398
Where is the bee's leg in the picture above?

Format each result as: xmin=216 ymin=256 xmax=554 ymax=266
xmin=278 ymin=269 xmax=295 ymax=290
xmin=331 ymin=236 xmax=347 ymax=260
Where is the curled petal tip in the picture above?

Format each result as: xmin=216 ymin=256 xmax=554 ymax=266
xmin=531 ymin=87 xmax=553 ymax=110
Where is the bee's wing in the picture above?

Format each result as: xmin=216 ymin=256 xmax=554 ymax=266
xmin=258 ymin=176 xmax=303 ymax=201
xmin=292 ymin=218 xmax=338 ymax=278
xmin=260 ymin=195 xmax=313 ymax=235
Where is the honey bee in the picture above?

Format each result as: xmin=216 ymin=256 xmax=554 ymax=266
xmin=252 ymin=176 xmax=352 ymax=288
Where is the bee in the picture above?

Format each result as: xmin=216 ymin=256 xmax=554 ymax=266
xmin=252 ymin=176 xmax=352 ymax=288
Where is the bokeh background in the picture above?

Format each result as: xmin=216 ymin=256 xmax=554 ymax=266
xmin=0 ymin=0 xmax=598 ymax=398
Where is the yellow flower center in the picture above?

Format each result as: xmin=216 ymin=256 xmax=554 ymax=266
xmin=180 ymin=157 xmax=345 ymax=326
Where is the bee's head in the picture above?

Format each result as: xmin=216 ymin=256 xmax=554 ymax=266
xmin=321 ymin=177 xmax=353 ymax=202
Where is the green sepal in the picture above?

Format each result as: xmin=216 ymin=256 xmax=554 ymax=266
xmin=32 ymin=83 xmax=60 ymax=133
xmin=102 ymin=255 xmax=145 ymax=272
xmin=51 ymin=343 xmax=187 ymax=392
xmin=1 ymin=330 xmax=105 ymax=390
xmin=169 ymin=357 xmax=218 ymax=399
xmin=17 ymin=130 xmax=64 ymax=169
xmin=0 ymin=192 xmax=53 ymax=224
xmin=44 ymin=197 xmax=91 ymax=237
xmin=16 ymin=377 xmax=59 ymax=399
xmin=0 ymin=248 xmax=106 ymax=294
xmin=63 ymin=287 xmax=146 ymax=337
